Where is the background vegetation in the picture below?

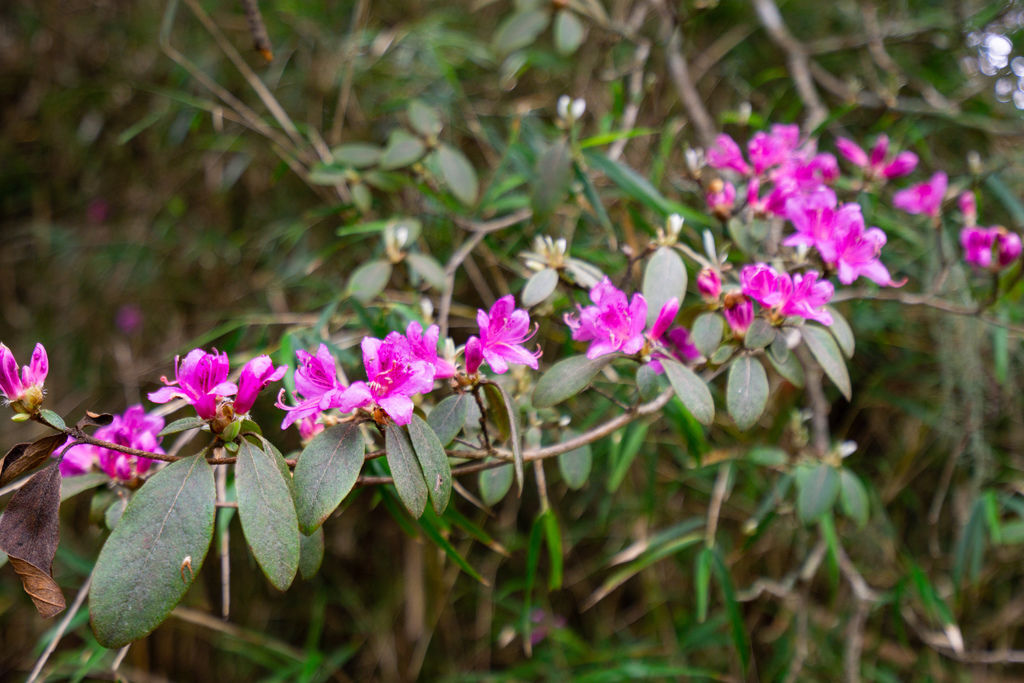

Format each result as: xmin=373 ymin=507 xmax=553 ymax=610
xmin=2 ymin=0 xmax=1024 ymax=680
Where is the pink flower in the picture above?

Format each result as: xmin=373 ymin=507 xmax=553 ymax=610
xmin=649 ymin=327 xmax=700 ymax=373
xmin=148 ymin=349 xmax=237 ymax=420
xmin=960 ymin=226 xmax=1023 ymax=269
xmin=893 ymin=172 xmax=947 ymax=217
xmin=648 ymin=298 xmax=680 ymax=342
xmin=565 ymin=277 xmax=647 ymax=359
xmin=998 ymin=231 xmax=1022 ymax=266
xmin=835 ymin=135 xmax=918 ymax=180
xmin=0 ymin=342 xmax=48 ymax=410
xmin=464 ymin=336 xmax=483 ymax=375
xmin=338 ymin=333 xmax=435 ymax=425
xmin=297 ymin=415 xmax=324 ymax=441
xmin=748 ymin=125 xmax=800 ymax=175
xmin=474 ymin=295 xmax=541 ymax=374
xmin=276 ymin=344 xmax=348 ymax=429
xmin=706 ymin=180 xmax=736 ymax=216
xmin=59 ymin=405 xmax=164 ymax=481
xmin=707 ymin=134 xmax=751 ymax=175
xmin=234 ymin=355 xmax=287 ymax=414
xmin=406 ymin=321 xmax=457 ymax=379
xmin=741 ymin=264 xmax=833 ymax=325
xmin=831 ymin=225 xmax=897 ymax=286
xmin=723 ymin=292 xmax=753 ymax=336
xmin=697 ymin=268 xmax=722 ymax=301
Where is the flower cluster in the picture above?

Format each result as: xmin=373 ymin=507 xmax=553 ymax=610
xmin=893 ymin=172 xmax=947 ymax=218
xmin=783 ymin=191 xmax=899 ymax=286
xmin=0 ymin=343 xmax=48 ymax=413
xmin=278 ymin=299 xmax=540 ymax=430
xmin=60 ymin=405 xmax=164 ymax=481
xmin=149 ymin=349 xmax=285 ymax=421
xmin=835 ymin=135 xmax=918 ymax=181
xmin=706 ymin=124 xmax=839 ymax=218
xmin=741 ymin=264 xmax=834 ymax=326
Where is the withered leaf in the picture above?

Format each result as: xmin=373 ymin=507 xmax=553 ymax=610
xmin=77 ymin=411 xmax=114 ymax=430
xmin=0 ymin=433 xmax=68 ymax=486
xmin=0 ymin=462 xmax=65 ymax=618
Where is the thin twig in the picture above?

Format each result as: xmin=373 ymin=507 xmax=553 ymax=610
xmin=26 ymin=573 xmax=93 ymax=683
xmin=655 ymin=2 xmax=716 ymax=147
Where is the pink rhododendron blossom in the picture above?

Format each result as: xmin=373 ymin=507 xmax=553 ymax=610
xmin=706 ymin=180 xmax=736 ymax=216
xmin=234 ymin=355 xmax=287 ymax=414
xmin=406 ymin=321 xmax=457 ymax=379
xmin=697 ymin=268 xmax=722 ymax=301
xmin=748 ymin=124 xmax=800 ymax=174
xmin=58 ymin=405 xmax=163 ymax=481
xmin=297 ymin=415 xmax=324 ymax=441
xmin=148 ymin=348 xmax=237 ymax=420
xmin=565 ymin=277 xmax=647 ymax=359
xmin=707 ymin=134 xmax=750 ymax=175
xmin=648 ymin=298 xmax=680 ymax=342
xmin=741 ymin=264 xmax=833 ymax=325
xmin=276 ymin=344 xmax=348 ymax=429
xmin=893 ymin=172 xmax=947 ymax=217
xmin=338 ymin=332 xmax=435 ymax=425
xmin=960 ymin=226 xmax=1023 ymax=269
xmin=0 ymin=342 xmax=48 ymax=409
xmin=783 ymin=194 xmax=899 ymax=286
xmin=464 ymin=336 xmax=483 ymax=375
xmin=474 ymin=295 xmax=541 ymax=374
xmin=723 ymin=292 xmax=754 ymax=335
xmin=649 ymin=327 xmax=701 ymax=373
xmin=835 ymin=135 xmax=918 ymax=180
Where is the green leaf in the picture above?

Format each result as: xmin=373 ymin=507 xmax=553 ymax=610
xmin=558 ymin=441 xmax=591 ymax=490
xmin=38 ymin=409 xmax=65 ymax=431
xmin=553 ymin=9 xmax=585 ymax=55
xmin=293 ymin=423 xmax=365 ymax=534
xmin=802 ymin=324 xmax=851 ymax=400
xmin=521 ymin=268 xmax=559 ymax=307
xmin=298 ymin=528 xmax=325 ymax=580
xmin=482 ymin=383 xmax=511 ymax=441
xmin=330 ymin=142 xmax=381 ymax=168
xmin=766 ymin=335 xmax=804 ymax=387
xmin=583 ymin=151 xmax=711 ymax=226
xmin=417 ymin=510 xmax=487 ymax=584
xmin=708 ymin=548 xmax=750 ymax=674
xmin=351 ymin=183 xmax=372 ymax=213
xmin=493 ymin=9 xmax=550 ymax=54
xmin=437 ymin=144 xmax=478 ymax=205
xmin=838 ymin=469 xmax=869 ymax=528
xmin=235 ymin=439 xmax=300 ymax=591
xmin=378 ymin=130 xmax=426 ymax=170
xmin=796 ymin=463 xmax=840 ymax=524
xmin=347 ymin=259 xmax=392 ymax=303
xmin=541 ymin=510 xmax=563 ymax=590
xmin=533 ymin=354 xmax=613 ymax=408
xmin=483 ymin=382 xmax=522 ymax=494
xmin=60 ymin=472 xmax=109 ymax=501
xmin=743 ymin=319 xmax=776 ymax=350
xmin=607 ymin=422 xmax=650 ymax=493
xmin=90 ymin=455 xmax=215 ymax=648
xmin=479 ymin=464 xmax=513 ymax=506
xmin=427 ymin=394 xmax=468 ymax=446
xmin=954 ymin=498 xmax=987 ymax=585
xmin=691 ymin=312 xmax=723 ymax=358
xmin=405 ymin=252 xmax=447 ymax=290
xmin=825 ymin=306 xmax=855 ymax=358
xmin=662 ymin=359 xmax=714 ymax=426
xmin=408 ymin=415 xmax=452 ymax=515
xmin=523 ymin=510 xmax=546 ymax=653
xmin=642 ymin=247 xmax=686 ymax=328
xmin=695 ymin=546 xmax=713 ymax=622
xmin=635 ymin=362 xmax=661 ymax=401
xmin=726 ymin=356 xmax=769 ymax=431
xmin=407 ymin=100 xmax=442 ymax=137
xmin=531 ymin=139 xmax=572 ymax=218
xmin=385 ymin=423 xmax=428 ymax=518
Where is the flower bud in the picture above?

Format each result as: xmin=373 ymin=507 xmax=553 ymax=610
xmin=697 ymin=268 xmax=722 ymax=301
xmin=959 ymin=191 xmax=977 ymax=227
xmin=997 ymin=229 xmax=1022 ymax=267
xmin=722 ymin=291 xmax=753 ymax=336
xmin=465 ymin=336 xmax=483 ymax=375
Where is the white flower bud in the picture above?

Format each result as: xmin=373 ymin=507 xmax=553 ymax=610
xmin=557 ymin=95 xmax=571 ymax=121
xmin=570 ymin=97 xmax=586 ymax=120
xmin=702 ymin=230 xmax=716 ymax=262
xmin=685 ymin=147 xmax=704 ymax=172
xmin=838 ymin=441 xmax=857 ymax=459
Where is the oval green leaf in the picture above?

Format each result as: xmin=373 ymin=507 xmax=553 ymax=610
xmin=825 ymin=306 xmax=855 ymax=358
xmin=533 ymin=354 xmax=614 ymax=408
xmin=331 ymin=142 xmax=381 ymax=168
xmin=293 ymin=423 xmax=365 ymax=534
xmin=298 ymin=528 xmax=325 ymax=580
xmin=796 ymin=463 xmax=840 ymax=524
xmin=493 ymin=9 xmax=550 ymax=54
xmin=385 ymin=423 xmax=428 ymax=518
xmin=158 ymin=416 xmax=207 ymax=437
xmin=838 ymin=468 xmax=869 ymax=528
xmin=642 ymin=247 xmax=686 ymax=328
xmin=662 ymin=359 xmax=714 ymax=426
xmin=408 ymin=415 xmax=452 ymax=515
xmin=407 ymin=100 xmax=442 ymax=137
xmin=691 ymin=312 xmax=723 ymax=358
xmin=479 ymin=464 xmax=514 ymax=506
xmin=483 ymin=382 xmax=522 ymax=494
xmin=427 ymin=394 xmax=468 ymax=446
xmin=90 ymin=455 xmax=215 ymax=648
xmin=558 ymin=442 xmax=592 ymax=490
xmin=438 ymin=144 xmax=478 ymax=205
xmin=726 ymin=356 xmax=769 ymax=431
xmin=743 ymin=318 xmax=776 ymax=350
xmin=802 ymin=324 xmax=851 ymax=400
xmin=347 ymin=259 xmax=392 ymax=303
xmin=379 ymin=130 xmax=426 ymax=170
xmin=406 ymin=252 xmax=447 ymax=290
xmin=522 ymin=268 xmax=559 ymax=307
xmin=553 ymin=9 xmax=585 ymax=55
xmin=235 ymin=439 xmax=300 ymax=591
xmin=531 ymin=139 xmax=572 ymax=218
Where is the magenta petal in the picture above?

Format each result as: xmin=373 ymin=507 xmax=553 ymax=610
xmin=649 ymin=298 xmax=680 ymax=341
xmin=379 ymin=395 xmax=414 ymax=425
xmin=337 ymin=382 xmax=373 ymax=412
xmin=148 ymin=386 xmax=185 ymax=404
